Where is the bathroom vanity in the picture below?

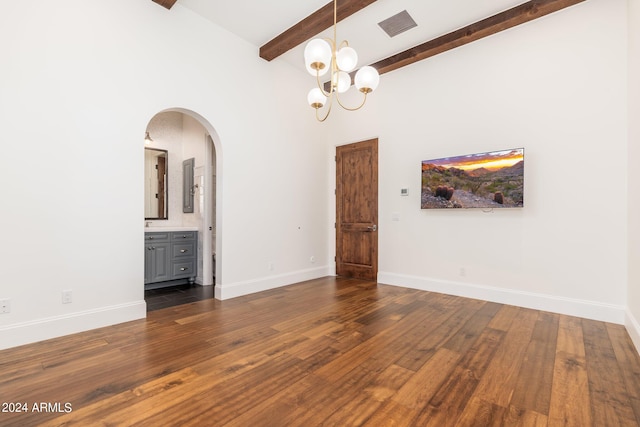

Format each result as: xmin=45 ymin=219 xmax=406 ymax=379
xmin=145 ymin=228 xmax=198 ymax=289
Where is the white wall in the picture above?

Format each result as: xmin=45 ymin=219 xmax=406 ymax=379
xmin=0 ymin=0 xmax=329 ymax=349
xmin=327 ymin=0 xmax=630 ymax=323
xmin=628 ymin=0 xmax=640 ymax=352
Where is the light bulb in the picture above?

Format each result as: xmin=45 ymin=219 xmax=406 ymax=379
xmin=335 ymin=71 xmax=351 ymax=93
xmin=304 ymin=39 xmax=331 ymax=76
xmin=307 ymin=88 xmax=327 ymax=109
xmin=336 ymin=47 xmax=358 ymax=72
xmin=354 ymin=66 xmax=380 ymax=93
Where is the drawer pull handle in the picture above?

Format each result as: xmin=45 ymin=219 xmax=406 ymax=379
xmin=148 ymin=237 xmax=153 ymax=240
xmin=180 ymin=267 xmax=188 ymax=271
xmin=180 ymin=249 xmax=187 ymax=253
xmin=182 ymin=235 xmax=187 ymax=238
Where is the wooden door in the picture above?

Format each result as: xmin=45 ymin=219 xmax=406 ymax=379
xmin=336 ymin=139 xmax=378 ymax=280
xmin=157 ymin=155 xmax=166 ymax=218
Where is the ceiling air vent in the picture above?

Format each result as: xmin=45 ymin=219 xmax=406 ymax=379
xmin=377 ymin=10 xmax=417 ymax=38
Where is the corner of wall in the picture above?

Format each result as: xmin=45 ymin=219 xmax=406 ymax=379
xmin=626 ymin=308 xmax=640 ymax=355
xmin=378 ymin=272 xmax=626 ymax=324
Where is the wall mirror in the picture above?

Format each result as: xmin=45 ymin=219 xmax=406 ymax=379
xmin=144 ymin=148 xmax=168 ymax=220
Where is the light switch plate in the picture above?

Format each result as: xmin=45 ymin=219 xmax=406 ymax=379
xmin=0 ymin=299 xmax=10 ymax=313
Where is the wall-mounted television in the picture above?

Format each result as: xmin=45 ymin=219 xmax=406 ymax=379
xmin=421 ymin=148 xmax=524 ymax=209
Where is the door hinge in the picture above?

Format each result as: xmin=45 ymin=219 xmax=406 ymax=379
xmin=334 ymin=223 xmax=336 ymax=228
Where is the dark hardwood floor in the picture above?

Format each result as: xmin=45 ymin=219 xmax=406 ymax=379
xmin=145 ymin=283 xmax=214 ymax=311
xmin=1 ymin=277 xmax=639 ymax=426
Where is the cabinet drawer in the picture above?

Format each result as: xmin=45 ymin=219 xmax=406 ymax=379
xmin=171 ymin=231 xmax=196 ymax=241
xmin=145 ymin=232 xmax=170 ymax=242
xmin=172 ymin=260 xmax=196 ymax=278
xmin=172 ymin=242 xmax=195 ymax=258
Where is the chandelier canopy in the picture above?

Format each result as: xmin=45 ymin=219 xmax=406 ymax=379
xmin=304 ymin=0 xmax=380 ymax=122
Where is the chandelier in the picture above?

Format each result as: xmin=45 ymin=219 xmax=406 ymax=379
xmin=304 ymin=0 xmax=380 ymax=122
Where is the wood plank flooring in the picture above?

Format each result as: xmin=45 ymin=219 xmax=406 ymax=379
xmin=1 ymin=277 xmax=639 ymax=426
xmin=144 ymin=283 xmax=214 ymax=311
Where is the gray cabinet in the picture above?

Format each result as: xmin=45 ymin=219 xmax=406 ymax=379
xmin=170 ymin=231 xmax=197 ymax=281
xmin=145 ymin=231 xmax=197 ymax=289
xmin=144 ymin=232 xmax=170 ymax=284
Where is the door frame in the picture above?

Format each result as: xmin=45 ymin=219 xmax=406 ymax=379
xmin=335 ymin=138 xmax=379 ymax=280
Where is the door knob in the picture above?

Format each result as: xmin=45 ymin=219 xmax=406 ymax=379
xmin=367 ymin=224 xmax=377 ymax=232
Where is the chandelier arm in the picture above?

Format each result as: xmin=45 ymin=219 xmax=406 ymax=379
xmin=316 ymin=71 xmax=333 ymax=97
xmin=316 ymin=91 xmax=335 ymax=122
xmin=323 ymin=37 xmax=337 ymax=50
xmin=314 ymin=36 xmax=336 ymax=97
xmin=334 ymin=90 xmax=368 ymax=112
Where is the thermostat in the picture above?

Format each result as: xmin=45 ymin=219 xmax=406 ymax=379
xmin=400 ymin=188 xmax=409 ymax=196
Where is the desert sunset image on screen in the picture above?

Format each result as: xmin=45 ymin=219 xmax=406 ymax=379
xmin=421 ymin=148 xmax=524 ymax=209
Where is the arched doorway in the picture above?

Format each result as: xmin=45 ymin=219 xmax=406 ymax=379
xmin=144 ymin=108 xmax=221 ymax=293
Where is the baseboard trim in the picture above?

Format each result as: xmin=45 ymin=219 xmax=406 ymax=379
xmin=215 ymin=266 xmax=331 ymax=300
xmin=0 ymin=301 xmax=147 ymax=350
xmin=378 ymin=272 xmax=625 ymax=324
xmin=626 ymin=308 xmax=640 ymax=355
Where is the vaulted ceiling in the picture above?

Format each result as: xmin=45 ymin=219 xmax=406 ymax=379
xmin=153 ymin=0 xmax=585 ymax=78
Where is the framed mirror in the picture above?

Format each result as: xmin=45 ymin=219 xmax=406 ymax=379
xmin=144 ymin=148 xmax=168 ymax=220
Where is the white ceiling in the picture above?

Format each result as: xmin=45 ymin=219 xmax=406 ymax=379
xmin=178 ymin=0 xmax=532 ymax=73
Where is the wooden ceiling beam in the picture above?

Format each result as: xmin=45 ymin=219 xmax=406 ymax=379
xmin=152 ymin=0 xmax=178 ymax=10
xmin=260 ymin=0 xmax=378 ymax=62
xmin=324 ymin=0 xmax=585 ymax=91
xmin=371 ymin=0 xmax=586 ymax=76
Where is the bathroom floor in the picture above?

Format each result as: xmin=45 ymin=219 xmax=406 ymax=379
xmin=144 ymin=284 xmax=214 ymax=312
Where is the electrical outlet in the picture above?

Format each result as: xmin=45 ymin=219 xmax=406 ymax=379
xmin=459 ymin=267 xmax=466 ymax=277
xmin=62 ymin=290 xmax=73 ymax=304
xmin=310 ymin=256 xmax=316 ymax=263
xmin=268 ymin=262 xmax=274 ymax=271
xmin=0 ymin=299 xmax=10 ymax=314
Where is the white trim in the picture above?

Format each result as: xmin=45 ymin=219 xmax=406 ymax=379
xmin=0 ymin=301 xmax=146 ymax=350
xmin=626 ymin=308 xmax=640 ymax=355
xmin=215 ymin=266 xmax=331 ymax=300
xmin=378 ymin=272 xmax=625 ymax=324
